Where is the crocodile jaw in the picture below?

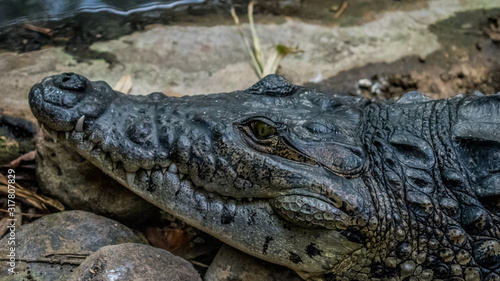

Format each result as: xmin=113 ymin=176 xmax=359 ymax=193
xmin=29 ymin=73 xmax=366 ymax=274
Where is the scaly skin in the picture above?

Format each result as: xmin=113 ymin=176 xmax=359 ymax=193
xmin=29 ymin=73 xmax=500 ymax=280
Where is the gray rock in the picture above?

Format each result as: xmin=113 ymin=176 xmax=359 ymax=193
xmin=69 ymin=243 xmax=201 ymax=281
xmin=0 ymin=210 xmax=147 ymax=281
xmin=35 ymin=129 xmax=159 ymax=224
xmin=204 ymin=245 xmax=302 ymax=281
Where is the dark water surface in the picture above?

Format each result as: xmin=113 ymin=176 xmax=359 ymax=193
xmin=0 ymin=0 xmax=205 ymax=27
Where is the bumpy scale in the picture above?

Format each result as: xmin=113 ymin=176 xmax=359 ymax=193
xmin=29 ymin=72 xmax=500 ymax=280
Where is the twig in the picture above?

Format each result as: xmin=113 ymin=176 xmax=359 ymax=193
xmin=45 ymin=253 xmax=90 ymax=259
xmin=188 ymin=260 xmax=209 ymax=268
xmin=0 ymin=209 xmax=46 ymax=218
xmin=24 ymin=24 xmax=52 ymax=35
xmin=334 ymin=1 xmax=348 ymax=19
xmin=0 ymin=257 xmax=85 ymax=266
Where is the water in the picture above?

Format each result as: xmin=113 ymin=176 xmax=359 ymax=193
xmin=0 ymin=0 xmax=205 ymax=28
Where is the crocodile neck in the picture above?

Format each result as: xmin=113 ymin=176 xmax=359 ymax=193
xmin=346 ymin=97 xmax=492 ymax=280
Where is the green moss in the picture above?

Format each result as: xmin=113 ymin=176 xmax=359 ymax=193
xmin=0 ymin=134 xmax=19 ymax=164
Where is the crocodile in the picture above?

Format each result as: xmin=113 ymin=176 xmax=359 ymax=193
xmin=29 ymin=72 xmax=500 ymax=280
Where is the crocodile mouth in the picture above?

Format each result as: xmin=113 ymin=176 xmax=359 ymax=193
xmin=39 ymin=123 xmax=261 ymax=203
xmin=40 ymin=122 xmax=355 ymax=233
xmin=43 ymin=122 xmax=343 ymax=197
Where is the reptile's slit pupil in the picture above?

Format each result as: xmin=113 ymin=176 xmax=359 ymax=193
xmin=251 ymin=121 xmax=276 ymax=139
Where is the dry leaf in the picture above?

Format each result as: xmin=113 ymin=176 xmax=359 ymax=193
xmin=164 ymin=90 xmax=184 ymax=97
xmin=9 ymin=150 xmax=36 ymax=169
xmin=144 ymin=227 xmax=191 ymax=254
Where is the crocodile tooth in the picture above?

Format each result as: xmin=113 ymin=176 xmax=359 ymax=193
xmin=126 ymin=172 xmax=136 ymax=188
xmin=104 ymin=152 xmax=112 ymax=163
xmin=208 ymin=192 xmax=215 ymax=199
xmin=49 ymin=129 xmax=58 ymax=143
xmin=112 ymin=162 xmax=117 ymax=170
xmin=168 ymin=163 xmax=178 ymax=174
xmin=146 ymin=169 xmax=152 ymax=176
xmin=222 ymin=196 xmax=228 ymax=200
xmin=65 ymin=131 xmax=70 ymax=140
xmin=40 ymin=123 xmax=44 ymax=130
xmin=179 ymin=174 xmax=185 ymax=180
xmin=154 ymin=164 xmax=160 ymax=169
xmin=75 ymin=115 xmax=85 ymax=132
xmin=248 ymin=198 xmax=253 ymax=202
xmin=161 ymin=168 xmax=167 ymax=174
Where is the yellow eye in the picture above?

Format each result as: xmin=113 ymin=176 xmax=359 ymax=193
xmin=251 ymin=121 xmax=277 ymax=139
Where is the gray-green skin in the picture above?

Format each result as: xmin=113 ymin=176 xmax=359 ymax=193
xmin=29 ymin=73 xmax=500 ymax=280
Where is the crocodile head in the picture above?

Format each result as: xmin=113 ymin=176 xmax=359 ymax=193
xmin=29 ymin=73 xmax=500 ymax=280
xmin=29 ymin=73 xmax=375 ymax=277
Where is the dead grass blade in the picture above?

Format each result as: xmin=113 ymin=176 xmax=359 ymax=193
xmin=248 ymin=1 xmax=264 ymax=69
xmin=113 ymin=74 xmax=133 ymax=94
xmin=0 ymin=173 xmax=64 ymax=212
xmin=231 ymin=2 xmax=301 ymax=79
xmin=231 ymin=6 xmax=263 ymax=78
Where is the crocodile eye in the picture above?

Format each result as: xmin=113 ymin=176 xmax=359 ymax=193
xmin=251 ymin=120 xmax=277 ymax=139
xmin=236 ymin=117 xmax=317 ymax=165
xmin=237 ymin=117 xmax=280 ymax=144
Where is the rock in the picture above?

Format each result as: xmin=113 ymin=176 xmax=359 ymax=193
xmin=35 ymin=129 xmax=159 ymax=225
xmin=0 ymin=115 xmax=36 ymax=163
xmin=0 ymin=210 xmax=147 ymax=281
xmin=357 ymin=78 xmax=372 ymax=89
xmin=204 ymin=244 xmax=302 ymax=281
xmin=68 ymin=243 xmax=201 ymax=281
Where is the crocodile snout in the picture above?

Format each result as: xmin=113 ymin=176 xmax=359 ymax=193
xmin=29 ymin=73 xmax=117 ymax=132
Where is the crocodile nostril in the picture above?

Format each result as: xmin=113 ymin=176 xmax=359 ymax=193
xmin=55 ymin=72 xmax=88 ymax=92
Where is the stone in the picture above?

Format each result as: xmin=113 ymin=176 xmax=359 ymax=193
xmin=68 ymin=243 xmax=201 ymax=281
xmin=35 ymin=129 xmax=159 ymax=224
xmin=0 ymin=210 xmax=147 ymax=281
xmin=204 ymin=245 xmax=302 ymax=281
